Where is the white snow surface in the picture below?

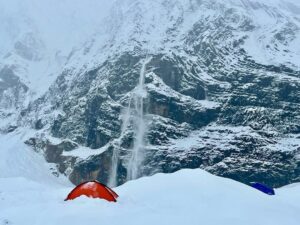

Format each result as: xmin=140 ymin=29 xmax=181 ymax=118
xmin=1 ymin=134 xmax=300 ymax=225
xmin=62 ymin=146 xmax=107 ymax=160
xmin=0 ymin=133 xmax=69 ymax=186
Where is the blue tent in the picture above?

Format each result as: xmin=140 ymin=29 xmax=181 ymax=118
xmin=250 ymin=182 xmax=275 ymax=195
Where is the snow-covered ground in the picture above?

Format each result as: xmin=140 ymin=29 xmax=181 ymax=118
xmin=0 ymin=134 xmax=299 ymax=225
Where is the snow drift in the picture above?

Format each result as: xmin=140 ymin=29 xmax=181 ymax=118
xmin=0 ymin=144 xmax=299 ymax=225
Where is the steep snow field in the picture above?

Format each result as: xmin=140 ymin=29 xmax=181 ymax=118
xmin=0 ymin=0 xmax=115 ymax=97
xmin=1 ymin=134 xmax=299 ymax=225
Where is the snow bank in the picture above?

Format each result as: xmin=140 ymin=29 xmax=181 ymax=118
xmin=0 ymin=133 xmax=69 ymax=186
xmin=1 ymin=167 xmax=299 ymax=225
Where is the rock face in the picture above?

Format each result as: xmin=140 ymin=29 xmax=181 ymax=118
xmin=1 ymin=0 xmax=300 ymax=187
xmin=0 ymin=67 xmax=28 ymax=112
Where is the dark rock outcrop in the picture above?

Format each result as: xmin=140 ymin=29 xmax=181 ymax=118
xmin=14 ymin=0 xmax=300 ymax=188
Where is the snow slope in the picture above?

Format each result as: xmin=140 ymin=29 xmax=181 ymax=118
xmin=0 ymin=133 xmax=70 ymax=185
xmin=1 ymin=170 xmax=299 ymax=225
xmin=0 ymin=133 xmax=299 ymax=225
xmin=0 ymin=0 xmax=115 ymax=100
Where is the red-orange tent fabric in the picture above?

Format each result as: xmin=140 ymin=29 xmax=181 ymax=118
xmin=65 ymin=180 xmax=119 ymax=202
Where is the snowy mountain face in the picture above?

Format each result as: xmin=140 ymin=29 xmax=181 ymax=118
xmin=1 ymin=0 xmax=300 ymax=187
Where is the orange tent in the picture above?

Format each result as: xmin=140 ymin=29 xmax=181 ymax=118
xmin=65 ymin=180 xmax=119 ymax=202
